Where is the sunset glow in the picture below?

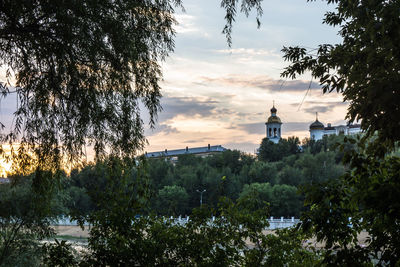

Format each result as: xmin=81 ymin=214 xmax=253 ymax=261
xmin=1 ymin=0 xmax=349 ymax=156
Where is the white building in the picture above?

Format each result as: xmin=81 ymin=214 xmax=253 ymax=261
xmin=309 ymin=113 xmax=361 ymax=140
xmin=265 ymin=104 xmax=282 ymax=144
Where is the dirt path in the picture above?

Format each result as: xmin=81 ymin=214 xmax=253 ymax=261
xmin=53 ymin=225 xmax=89 ymax=238
xmin=53 ymin=225 xmax=370 ymax=249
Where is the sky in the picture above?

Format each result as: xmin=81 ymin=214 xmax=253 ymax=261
xmin=0 ymin=0 xmax=349 ymax=162
xmin=143 ymin=0 xmax=347 ymax=154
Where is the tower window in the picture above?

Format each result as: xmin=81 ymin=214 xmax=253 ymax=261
xmin=269 ymin=128 xmax=272 ymax=137
xmin=274 ymin=128 xmax=277 ymax=137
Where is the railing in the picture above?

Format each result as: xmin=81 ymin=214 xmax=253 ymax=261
xmin=267 ymin=216 xmax=300 ymax=229
xmin=53 ymin=216 xmax=300 ymax=229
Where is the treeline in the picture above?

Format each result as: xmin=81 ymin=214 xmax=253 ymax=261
xmin=0 ymin=134 xmax=385 ymax=266
xmin=66 ymin=134 xmax=348 ymax=218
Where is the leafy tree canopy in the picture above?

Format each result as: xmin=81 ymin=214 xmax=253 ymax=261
xmin=281 ymin=0 xmax=400 ymax=152
xmin=0 ymin=0 xmax=185 ymax=172
xmin=0 ymin=0 xmax=264 ymax=173
xmin=156 ymin=185 xmax=189 ymax=216
xmin=0 ymin=175 xmax=67 ymax=265
xmin=301 ymin=137 xmax=400 ymax=265
xmin=258 ymin=136 xmax=300 ymax=162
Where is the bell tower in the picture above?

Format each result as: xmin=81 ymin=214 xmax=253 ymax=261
xmin=265 ymin=102 xmax=282 ymax=144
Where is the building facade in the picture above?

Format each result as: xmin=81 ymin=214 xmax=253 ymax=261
xmin=309 ymin=113 xmax=361 ymax=140
xmin=145 ymin=144 xmax=227 ymax=161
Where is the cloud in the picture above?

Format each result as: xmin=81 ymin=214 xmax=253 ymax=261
xmin=199 ymin=75 xmax=321 ymax=93
xmin=301 ymin=101 xmax=347 ymax=115
xmin=174 ymin=14 xmax=210 ymax=38
xmin=174 ymin=14 xmax=199 ymax=34
xmin=303 ymin=105 xmax=332 ymax=114
xmin=282 ymin=122 xmax=311 ymax=132
xmin=237 ymin=122 xmax=265 ymax=135
xmin=183 ymin=137 xmax=217 ymax=144
xmin=213 ymin=48 xmax=280 ymax=58
xmin=184 ymin=139 xmax=202 ymax=144
xmin=157 ymin=95 xmax=219 ymax=122
xmin=145 ymin=124 xmax=179 ymax=136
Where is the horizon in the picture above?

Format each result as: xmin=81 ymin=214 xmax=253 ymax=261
xmin=142 ymin=0 xmax=349 ymax=154
xmin=0 ymin=0 xmax=351 ymax=159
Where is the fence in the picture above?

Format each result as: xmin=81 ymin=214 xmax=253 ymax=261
xmin=54 ymin=216 xmax=300 ymax=229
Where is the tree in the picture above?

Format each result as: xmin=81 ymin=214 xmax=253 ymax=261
xmin=0 ymin=0 xmax=184 ymax=173
xmin=247 ymin=161 xmax=278 ymax=185
xmin=278 ymin=165 xmax=304 ymax=186
xmin=294 ymin=151 xmax=344 ymax=184
xmin=155 ymin=185 xmax=189 ymax=216
xmin=210 ymin=150 xmax=248 ymax=175
xmin=270 ymin=184 xmax=301 ymax=217
xmin=300 ymin=137 xmax=400 ymax=265
xmin=2 ymin=0 xmax=399 ymax=265
xmin=284 ymin=136 xmax=301 ymax=155
xmin=0 ymin=0 xmax=266 ymax=171
xmin=258 ymin=137 xmax=300 ymax=162
xmin=258 ymin=139 xmax=282 ymax=162
xmin=84 ymin=179 xmax=316 ymax=266
xmin=147 ymin=158 xmax=174 ymax=191
xmin=281 ymin=1 xmax=400 ymax=151
xmin=239 ymin=182 xmax=302 ymax=217
xmin=75 ymin=156 xmax=313 ymax=266
xmin=239 ymin=183 xmax=273 ymax=211
xmin=274 ymin=1 xmax=400 ymax=264
xmin=302 ymin=138 xmax=324 ymax=155
xmin=0 ymin=175 xmax=67 ymax=266
xmin=66 ymin=164 xmax=110 ymax=217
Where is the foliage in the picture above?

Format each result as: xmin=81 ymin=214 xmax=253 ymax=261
xmin=302 ymin=137 xmax=326 ymax=155
xmin=66 ymin=148 xmax=344 ymax=217
xmin=66 ymin=164 xmax=109 ymax=218
xmin=71 ymin=158 xmax=317 ymax=266
xmin=0 ymin=0 xmax=184 ymax=174
xmin=258 ymin=137 xmax=300 ymax=162
xmin=278 ymin=165 xmax=303 ymax=186
xmin=247 ymin=161 xmax=278 ymax=185
xmin=155 ymin=185 xmax=189 ymax=216
xmin=0 ymin=175 xmax=66 ymax=266
xmin=281 ymin=0 xmax=400 ymax=151
xmin=0 ymin=0 xmax=270 ymax=172
xmin=295 ymin=151 xmax=345 ymax=184
xmin=3 ymin=1 xmax=399 ymax=265
xmin=42 ymin=239 xmax=78 ymax=267
xmin=239 ymin=183 xmax=302 ymax=217
xmin=300 ymin=136 xmax=400 ymax=265
xmin=266 ymin=0 xmax=400 ymax=264
xmin=251 ymin=227 xmax=322 ymax=266
xmin=220 ymin=0 xmax=263 ymax=46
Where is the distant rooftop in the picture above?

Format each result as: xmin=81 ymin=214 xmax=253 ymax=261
xmin=145 ymin=144 xmax=227 ymax=158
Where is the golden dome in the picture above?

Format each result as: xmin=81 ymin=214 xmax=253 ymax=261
xmin=267 ymin=116 xmax=282 ymax=124
xmin=309 ymin=119 xmax=324 ymax=130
